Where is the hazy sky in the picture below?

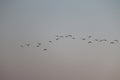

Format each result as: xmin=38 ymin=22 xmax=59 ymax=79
xmin=1 ymin=0 xmax=120 ymax=80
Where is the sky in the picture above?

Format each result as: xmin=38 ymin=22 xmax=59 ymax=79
xmin=1 ymin=0 xmax=120 ymax=80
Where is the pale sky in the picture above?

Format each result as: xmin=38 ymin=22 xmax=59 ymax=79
xmin=1 ymin=0 xmax=120 ymax=80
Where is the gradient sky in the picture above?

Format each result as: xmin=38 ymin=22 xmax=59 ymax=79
xmin=1 ymin=0 xmax=120 ymax=80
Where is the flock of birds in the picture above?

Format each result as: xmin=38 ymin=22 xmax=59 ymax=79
xmin=20 ymin=34 xmax=119 ymax=51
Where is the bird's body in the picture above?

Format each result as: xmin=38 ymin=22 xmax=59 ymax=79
xmin=110 ymin=42 xmax=115 ymax=44
xmin=72 ymin=37 xmax=75 ymax=39
xmin=88 ymin=41 xmax=92 ymax=43
xmin=114 ymin=40 xmax=119 ymax=43
xmin=82 ymin=38 xmax=86 ymax=40
xmin=56 ymin=38 xmax=59 ymax=40
xmin=88 ymin=36 xmax=92 ymax=38
xmin=43 ymin=49 xmax=47 ymax=51
xmin=49 ymin=41 xmax=52 ymax=43
xmin=26 ymin=44 xmax=30 ymax=47
xmin=20 ymin=45 xmax=24 ymax=48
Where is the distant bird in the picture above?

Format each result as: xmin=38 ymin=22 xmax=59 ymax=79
xmin=26 ymin=43 xmax=30 ymax=47
xmin=114 ymin=40 xmax=119 ymax=43
xmin=56 ymin=38 xmax=59 ymax=40
xmin=100 ymin=39 xmax=107 ymax=42
xmin=88 ymin=41 xmax=92 ymax=43
xmin=110 ymin=42 xmax=115 ymax=44
xmin=49 ymin=41 xmax=52 ymax=43
xmin=36 ymin=43 xmax=41 ymax=47
xmin=72 ymin=37 xmax=76 ymax=39
xmin=60 ymin=36 xmax=64 ymax=38
xmin=88 ymin=36 xmax=92 ymax=38
xmin=99 ymin=40 xmax=103 ymax=42
xmin=94 ymin=39 xmax=98 ymax=41
xmin=20 ymin=45 xmax=24 ymax=48
xmin=82 ymin=38 xmax=86 ymax=40
xmin=65 ymin=35 xmax=69 ymax=37
xmin=103 ymin=39 xmax=107 ymax=41
xmin=36 ymin=45 xmax=40 ymax=47
xmin=68 ymin=35 xmax=72 ymax=37
xmin=56 ymin=35 xmax=59 ymax=37
xmin=38 ymin=43 xmax=41 ymax=45
xmin=43 ymin=49 xmax=47 ymax=51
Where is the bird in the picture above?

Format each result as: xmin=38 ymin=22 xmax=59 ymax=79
xmin=36 ymin=45 xmax=40 ymax=47
xmin=94 ymin=39 xmax=98 ymax=41
xmin=36 ymin=43 xmax=41 ymax=47
xmin=65 ymin=35 xmax=69 ymax=37
xmin=26 ymin=43 xmax=30 ymax=47
xmin=72 ymin=37 xmax=76 ymax=39
xmin=56 ymin=35 xmax=59 ymax=37
xmin=82 ymin=38 xmax=86 ymax=40
xmin=99 ymin=40 xmax=103 ymax=42
xmin=56 ymin=38 xmax=59 ymax=40
xmin=68 ymin=35 xmax=72 ymax=37
xmin=60 ymin=36 xmax=64 ymax=38
xmin=88 ymin=35 xmax=92 ymax=38
xmin=43 ymin=49 xmax=47 ymax=51
xmin=114 ymin=40 xmax=119 ymax=43
xmin=103 ymin=39 xmax=107 ymax=41
xmin=20 ymin=45 xmax=24 ymax=48
xmin=110 ymin=42 xmax=115 ymax=44
xmin=49 ymin=41 xmax=52 ymax=43
xmin=88 ymin=41 xmax=92 ymax=43
xmin=38 ymin=43 xmax=41 ymax=45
